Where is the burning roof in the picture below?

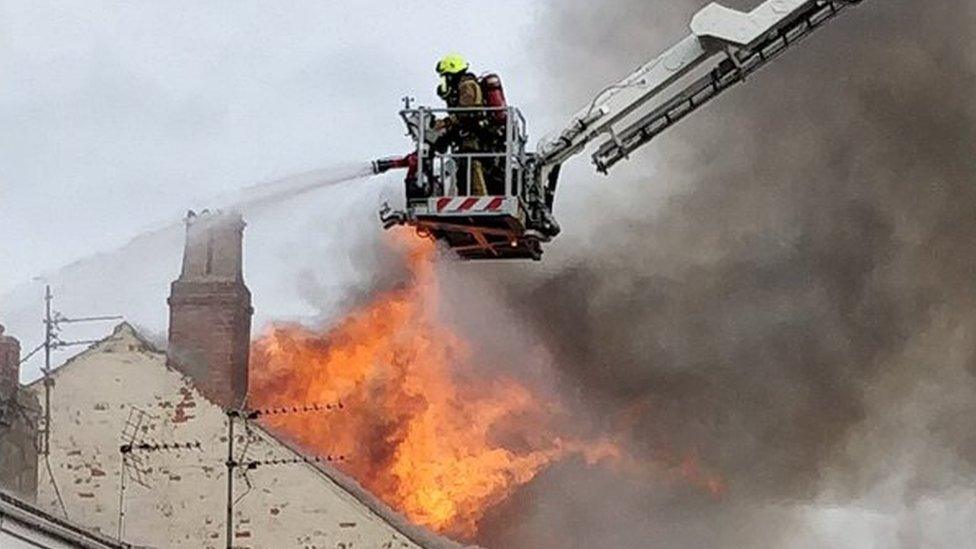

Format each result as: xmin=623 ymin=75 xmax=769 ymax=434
xmin=249 ymin=236 xmax=623 ymax=541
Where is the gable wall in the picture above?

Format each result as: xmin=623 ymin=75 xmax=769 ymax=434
xmin=31 ymin=327 xmax=423 ymax=549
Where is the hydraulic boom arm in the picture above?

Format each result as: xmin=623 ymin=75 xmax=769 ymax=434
xmin=537 ymin=0 xmax=864 ymax=174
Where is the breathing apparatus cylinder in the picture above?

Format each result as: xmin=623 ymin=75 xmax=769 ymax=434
xmin=479 ymin=73 xmax=508 ymax=126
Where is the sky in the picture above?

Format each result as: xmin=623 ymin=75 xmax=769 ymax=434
xmin=0 ymin=0 xmax=548 ymax=294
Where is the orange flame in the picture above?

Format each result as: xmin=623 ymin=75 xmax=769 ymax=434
xmin=249 ymin=237 xmax=618 ymax=539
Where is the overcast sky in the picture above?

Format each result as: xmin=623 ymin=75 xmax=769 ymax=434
xmin=0 ymin=0 xmax=551 ymax=294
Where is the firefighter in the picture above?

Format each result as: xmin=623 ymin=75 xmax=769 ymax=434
xmin=433 ymin=53 xmax=489 ymax=196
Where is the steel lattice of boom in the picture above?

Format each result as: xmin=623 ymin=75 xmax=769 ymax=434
xmin=375 ymin=0 xmax=867 ymax=261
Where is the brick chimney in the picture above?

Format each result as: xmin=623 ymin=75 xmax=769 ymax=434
xmin=167 ymin=210 xmax=253 ymax=410
xmin=0 ymin=323 xmax=39 ymax=501
xmin=0 ymin=324 xmax=20 ymax=402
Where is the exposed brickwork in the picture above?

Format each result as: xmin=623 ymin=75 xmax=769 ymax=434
xmin=167 ymin=211 xmax=253 ymax=410
xmin=0 ymin=324 xmax=39 ymax=502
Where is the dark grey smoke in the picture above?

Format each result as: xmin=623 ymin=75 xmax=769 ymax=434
xmin=469 ymin=0 xmax=976 ymax=547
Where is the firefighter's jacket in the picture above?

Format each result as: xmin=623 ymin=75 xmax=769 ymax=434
xmin=437 ymin=73 xmax=484 ymax=149
xmin=437 ymin=73 xmax=488 ymax=195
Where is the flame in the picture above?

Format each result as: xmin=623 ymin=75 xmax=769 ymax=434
xmin=249 ymin=236 xmax=618 ymax=539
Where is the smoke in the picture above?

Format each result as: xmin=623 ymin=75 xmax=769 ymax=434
xmin=460 ymin=0 xmax=976 ymax=547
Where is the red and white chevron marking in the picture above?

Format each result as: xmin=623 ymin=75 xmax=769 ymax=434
xmin=434 ymin=196 xmax=508 ymax=214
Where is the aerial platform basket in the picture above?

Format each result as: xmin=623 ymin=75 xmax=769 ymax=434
xmin=378 ymin=104 xmax=558 ymax=261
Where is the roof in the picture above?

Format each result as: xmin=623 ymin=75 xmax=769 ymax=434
xmin=0 ymin=490 xmax=136 ymax=549
xmin=31 ymin=322 xmax=470 ymax=549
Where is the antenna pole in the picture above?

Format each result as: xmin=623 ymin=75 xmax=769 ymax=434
xmin=42 ymin=285 xmax=52 ymax=455
xmin=225 ymin=410 xmax=236 ymax=549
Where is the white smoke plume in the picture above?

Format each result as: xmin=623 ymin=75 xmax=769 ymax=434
xmin=0 ymin=163 xmax=388 ymax=381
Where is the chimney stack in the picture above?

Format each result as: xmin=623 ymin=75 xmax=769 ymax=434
xmin=0 ymin=324 xmax=20 ymax=402
xmin=0 ymin=323 xmax=39 ymax=501
xmin=167 ymin=210 xmax=253 ymax=409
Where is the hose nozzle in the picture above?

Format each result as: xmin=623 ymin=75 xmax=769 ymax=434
xmin=372 ymin=155 xmax=412 ymax=175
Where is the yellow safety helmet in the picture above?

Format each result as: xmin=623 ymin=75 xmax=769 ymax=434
xmin=435 ymin=53 xmax=469 ymax=75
